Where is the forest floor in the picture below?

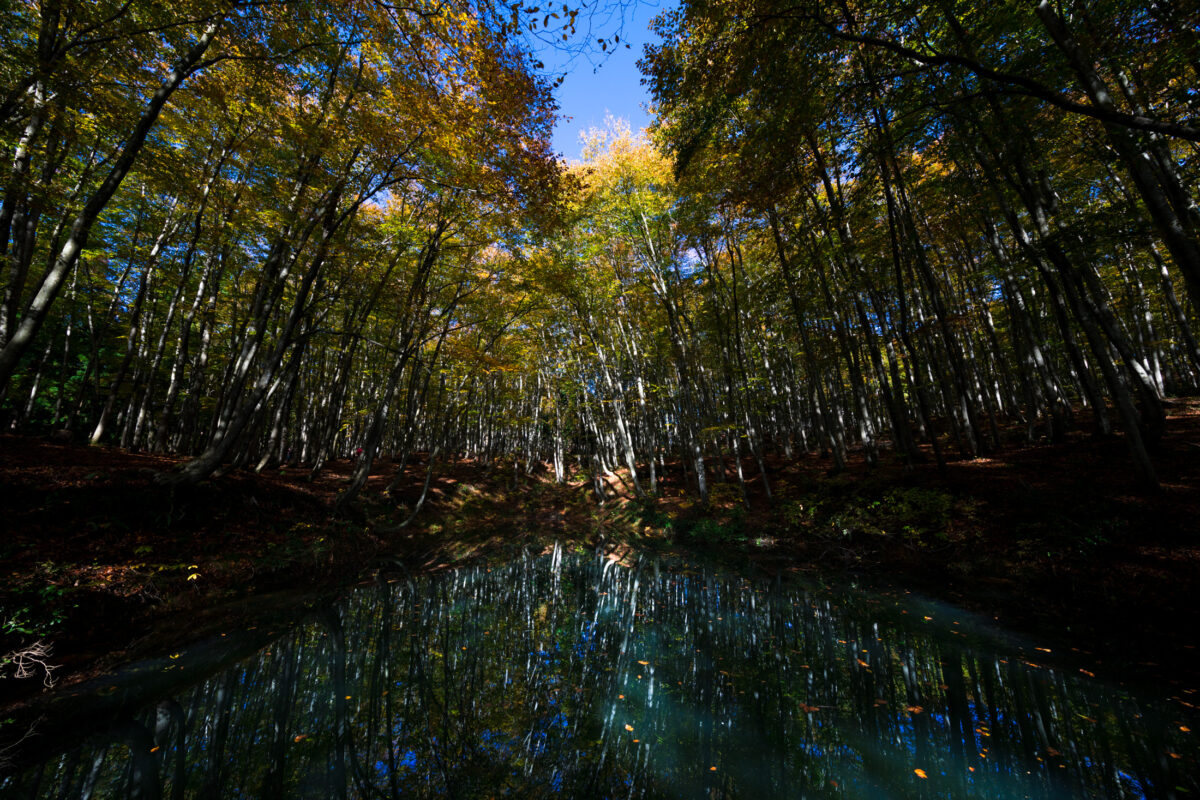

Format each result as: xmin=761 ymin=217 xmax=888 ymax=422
xmin=3 ymin=402 xmax=1200 ymax=710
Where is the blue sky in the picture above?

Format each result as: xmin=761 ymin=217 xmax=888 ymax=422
xmin=530 ymin=0 xmax=666 ymax=161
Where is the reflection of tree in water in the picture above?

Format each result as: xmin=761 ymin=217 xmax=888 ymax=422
xmin=5 ymin=549 xmax=1198 ymax=798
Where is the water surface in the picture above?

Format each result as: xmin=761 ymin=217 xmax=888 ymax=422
xmin=2 ymin=549 xmax=1197 ymax=798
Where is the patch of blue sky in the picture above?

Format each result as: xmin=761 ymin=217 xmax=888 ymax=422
xmin=526 ymin=0 xmax=670 ymax=161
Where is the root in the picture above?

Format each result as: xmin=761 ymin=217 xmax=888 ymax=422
xmin=4 ymin=640 xmax=58 ymax=687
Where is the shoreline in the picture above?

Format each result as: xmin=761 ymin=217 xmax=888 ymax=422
xmin=3 ymin=415 xmax=1200 ymax=710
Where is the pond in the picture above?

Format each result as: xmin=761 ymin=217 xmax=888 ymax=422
xmin=2 ymin=547 xmax=1197 ymax=798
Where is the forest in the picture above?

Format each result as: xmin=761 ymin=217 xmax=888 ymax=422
xmin=2 ymin=0 xmax=1198 ymax=490
xmin=1 ymin=0 xmax=1200 ymax=780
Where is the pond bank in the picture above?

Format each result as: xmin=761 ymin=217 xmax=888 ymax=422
xmin=2 ymin=408 xmax=1200 ymax=710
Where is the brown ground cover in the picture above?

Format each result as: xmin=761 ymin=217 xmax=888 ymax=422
xmin=2 ymin=401 xmax=1199 ymax=710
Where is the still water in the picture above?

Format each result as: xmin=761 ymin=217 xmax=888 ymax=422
xmin=2 ymin=549 xmax=1198 ymax=798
